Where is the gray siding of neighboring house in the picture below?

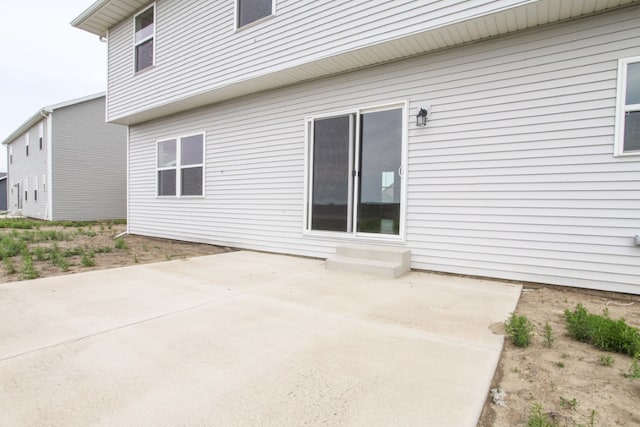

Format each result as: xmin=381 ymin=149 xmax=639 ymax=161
xmin=7 ymin=119 xmax=49 ymax=219
xmin=128 ymin=6 xmax=640 ymax=294
xmin=51 ymin=97 xmax=127 ymax=220
xmin=0 ymin=178 xmax=7 ymax=211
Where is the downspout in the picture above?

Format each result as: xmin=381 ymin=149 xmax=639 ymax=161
xmin=38 ymin=110 xmax=50 ymax=220
xmin=45 ymin=110 xmax=53 ymax=221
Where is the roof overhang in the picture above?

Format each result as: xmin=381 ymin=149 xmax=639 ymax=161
xmin=72 ymin=0 xmax=640 ymax=126
xmin=1 ymin=93 xmax=105 ymax=146
xmin=71 ymin=0 xmax=150 ymax=38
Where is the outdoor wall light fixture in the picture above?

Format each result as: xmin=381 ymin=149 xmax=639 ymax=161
xmin=416 ymin=108 xmax=428 ymax=127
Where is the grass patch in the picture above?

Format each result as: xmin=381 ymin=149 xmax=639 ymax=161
xmin=527 ymin=403 xmax=556 ymax=427
xmin=81 ymin=251 xmax=96 ymax=267
xmin=565 ymin=304 xmax=640 ymax=356
xmin=3 ymin=257 xmax=15 ymax=274
xmin=505 ymin=313 xmax=534 ymax=348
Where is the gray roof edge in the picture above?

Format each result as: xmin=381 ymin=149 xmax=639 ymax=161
xmin=1 ymin=92 xmax=106 ymax=146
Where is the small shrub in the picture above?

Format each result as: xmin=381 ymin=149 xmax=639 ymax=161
xmin=543 ymin=322 xmax=555 ymax=348
xmin=555 ymin=361 xmax=565 ymax=368
xmin=505 ymin=313 xmax=534 ymax=347
xmin=133 ymin=253 xmax=139 ymax=263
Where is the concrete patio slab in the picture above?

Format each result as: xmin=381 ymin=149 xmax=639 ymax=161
xmin=0 ymin=251 xmax=521 ymax=426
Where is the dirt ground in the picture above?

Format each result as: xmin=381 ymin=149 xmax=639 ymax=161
xmin=0 ymin=222 xmax=231 ymax=284
xmin=2 ymin=221 xmax=639 ymax=426
xmin=478 ymin=286 xmax=640 ymax=427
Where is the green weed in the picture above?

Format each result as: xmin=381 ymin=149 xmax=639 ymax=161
xmin=565 ymin=304 xmax=640 ymax=356
xmin=3 ymin=257 xmax=16 ymax=274
xmin=20 ymin=252 xmax=39 ymax=280
xmin=623 ymin=353 xmax=640 ymax=379
xmin=599 ymin=355 xmax=614 ymax=367
xmin=559 ymin=396 xmax=577 ymax=410
xmin=81 ymin=251 xmax=96 ymax=267
xmin=543 ymin=322 xmax=555 ymax=348
xmin=114 ymin=238 xmax=127 ymax=250
xmin=505 ymin=313 xmax=534 ymax=347
xmin=527 ymin=403 xmax=557 ymax=427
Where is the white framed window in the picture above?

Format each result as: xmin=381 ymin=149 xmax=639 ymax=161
xmin=304 ymin=102 xmax=407 ymax=239
xmin=134 ymin=4 xmax=155 ymax=73
xmin=237 ymin=0 xmax=274 ymax=28
xmin=24 ymin=178 xmax=28 ymax=202
xmin=615 ymin=57 xmax=640 ymax=155
xmin=33 ymin=176 xmax=38 ymax=201
xmin=9 ymin=146 xmax=12 ymax=164
xmin=25 ymin=132 xmax=29 ymax=156
xmin=157 ymin=133 xmax=204 ymax=197
xmin=42 ymin=174 xmax=46 ymax=192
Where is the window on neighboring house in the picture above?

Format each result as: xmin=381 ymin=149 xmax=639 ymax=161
xmin=24 ymin=179 xmax=28 ymax=202
xmin=616 ymin=57 xmax=640 ymax=155
xmin=237 ymin=0 xmax=273 ymax=28
xmin=39 ymin=122 xmax=44 ymax=150
xmin=134 ymin=4 xmax=155 ymax=72
xmin=42 ymin=175 xmax=46 ymax=192
xmin=25 ymin=133 xmax=29 ymax=156
xmin=9 ymin=146 xmax=12 ymax=164
xmin=33 ymin=176 xmax=38 ymax=201
xmin=157 ymin=134 xmax=204 ymax=197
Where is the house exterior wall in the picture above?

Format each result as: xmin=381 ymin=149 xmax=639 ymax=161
xmin=127 ymin=6 xmax=640 ymax=294
xmin=0 ymin=179 xmax=7 ymax=211
xmin=50 ymin=97 xmax=127 ymax=220
xmin=7 ymin=119 xmax=49 ymax=219
xmin=105 ymin=0 xmax=572 ymax=122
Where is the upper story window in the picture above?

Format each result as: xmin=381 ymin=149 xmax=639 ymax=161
xmin=157 ymin=133 xmax=204 ymax=197
xmin=615 ymin=57 xmax=640 ymax=155
xmin=25 ymin=133 xmax=29 ymax=156
xmin=134 ymin=4 xmax=155 ymax=72
xmin=38 ymin=122 xmax=43 ymax=150
xmin=237 ymin=0 xmax=273 ymax=28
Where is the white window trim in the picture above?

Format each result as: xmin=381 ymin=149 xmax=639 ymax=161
xmin=25 ymin=132 xmax=29 ymax=156
xmin=614 ymin=56 xmax=640 ymax=157
xmin=156 ymin=132 xmax=206 ymax=198
xmin=132 ymin=3 xmax=156 ymax=74
xmin=302 ymin=101 xmax=408 ymax=243
xmin=234 ymin=0 xmax=276 ymax=31
xmin=33 ymin=176 xmax=38 ymax=201
xmin=38 ymin=121 xmax=44 ymax=150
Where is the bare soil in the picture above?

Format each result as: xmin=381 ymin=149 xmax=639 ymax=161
xmin=478 ymin=286 xmax=640 ymax=427
xmin=0 ymin=222 xmax=231 ymax=284
xmin=3 ymin=222 xmax=639 ymax=426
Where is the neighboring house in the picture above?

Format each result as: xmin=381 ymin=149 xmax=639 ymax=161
xmin=73 ymin=1 xmax=640 ymax=294
xmin=1 ymin=94 xmax=127 ymax=221
xmin=0 ymin=173 xmax=7 ymax=211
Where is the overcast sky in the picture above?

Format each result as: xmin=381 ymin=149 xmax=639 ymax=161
xmin=0 ymin=0 xmax=106 ymax=172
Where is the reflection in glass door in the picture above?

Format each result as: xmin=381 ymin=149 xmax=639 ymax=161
xmin=357 ymin=109 xmax=402 ymax=234
xmin=308 ymin=106 xmax=403 ymax=236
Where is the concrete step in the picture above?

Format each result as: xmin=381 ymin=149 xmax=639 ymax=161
xmin=326 ymin=244 xmax=411 ymax=278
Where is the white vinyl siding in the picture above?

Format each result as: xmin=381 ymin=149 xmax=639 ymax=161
xmin=106 ymin=0 xmax=638 ymax=123
xmin=127 ymin=6 xmax=640 ymax=294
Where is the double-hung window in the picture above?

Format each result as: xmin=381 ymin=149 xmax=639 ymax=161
xmin=237 ymin=0 xmax=273 ymax=28
xmin=615 ymin=57 xmax=640 ymax=155
xmin=134 ymin=4 xmax=155 ymax=72
xmin=157 ymin=134 xmax=204 ymax=197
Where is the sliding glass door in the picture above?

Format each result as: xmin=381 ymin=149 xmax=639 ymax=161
xmin=308 ymin=105 xmax=403 ymax=236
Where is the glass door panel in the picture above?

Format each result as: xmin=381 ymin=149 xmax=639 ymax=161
xmin=311 ymin=115 xmax=353 ymax=232
xmin=357 ymin=108 xmax=402 ymax=235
